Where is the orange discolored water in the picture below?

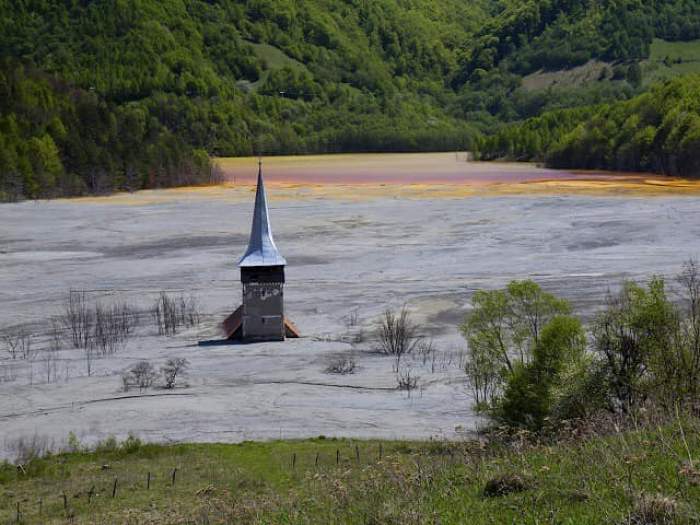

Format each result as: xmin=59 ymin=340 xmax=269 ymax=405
xmin=216 ymin=153 xmax=700 ymax=196
xmin=66 ymin=153 xmax=700 ymax=206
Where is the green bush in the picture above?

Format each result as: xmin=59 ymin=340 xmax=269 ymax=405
xmin=466 ymin=261 xmax=700 ymax=430
xmin=497 ymin=316 xmax=587 ymax=430
xmin=461 ymin=280 xmax=572 ymax=417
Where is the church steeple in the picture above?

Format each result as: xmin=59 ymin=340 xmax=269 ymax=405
xmin=238 ymin=161 xmax=286 ymax=268
xmin=222 ymin=160 xmax=299 ymax=342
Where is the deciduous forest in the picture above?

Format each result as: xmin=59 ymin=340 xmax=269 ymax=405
xmin=2 ymin=0 xmax=700 ymax=198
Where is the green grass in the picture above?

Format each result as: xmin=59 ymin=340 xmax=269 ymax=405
xmin=236 ymin=41 xmax=309 ymax=92
xmin=521 ymin=39 xmax=700 ymax=92
xmin=2 ymin=423 xmax=700 ymax=524
xmin=644 ymin=38 xmax=700 ymax=84
xmin=248 ymin=42 xmax=308 ymax=72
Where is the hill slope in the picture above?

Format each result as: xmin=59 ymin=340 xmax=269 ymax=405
xmin=478 ymin=74 xmax=700 ymax=178
xmin=3 ymin=0 xmax=700 ymax=198
xmin=2 ymin=421 xmax=700 ymax=523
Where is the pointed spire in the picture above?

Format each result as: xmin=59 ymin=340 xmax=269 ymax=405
xmin=238 ymin=161 xmax=286 ymax=267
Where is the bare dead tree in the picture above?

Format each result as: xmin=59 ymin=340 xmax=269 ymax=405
xmin=2 ymin=328 xmax=34 ymax=360
xmin=396 ymin=366 xmax=419 ymax=395
xmin=0 ymin=364 xmax=17 ymax=383
xmin=63 ymin=291 xmax=93 ymax=349
xmin=2 ymin=332 xmax=18 ymax=360
xmin=7 ymin=433 xmax=53 ymax=465
xmin=377 ymin=306 xmax=420 ymax=371
xmin=42 ymin=349 xmax=58 ymax=384
xmin=346 ymin=310 xmax=359 ymax=328
xmin=152 ymin=293 xmax=200 ymax=336
xmin=122 ymin=361 xmax=157 ymax=392
xmin=153 ymin=293 xmax=177 ymax=336
xmin=94 ymin=300 xmax=137 ymax=355
xmin=161 ymin=357 xmax=189 ymax=389
xmin=179 ymin=295 xmax=200 ymax=328
xmin=677 ymin=258 xmax=700 ymax=397
xmin=84 ymin=344 xmax=93 ymax=377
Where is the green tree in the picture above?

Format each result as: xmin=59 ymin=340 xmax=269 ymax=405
xmin=461 ymin=280 xmax=572 ymax=410
xmin=592 ymin=278 xmax=679 ymax=412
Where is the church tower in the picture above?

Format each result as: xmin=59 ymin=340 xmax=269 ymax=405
xmin=223 ymin=161 xmax=299 ymax=341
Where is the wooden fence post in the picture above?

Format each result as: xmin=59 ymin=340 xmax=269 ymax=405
xmin=112 ymin=477 xmax=118 ymax=498
xmin=171 ymin=468 xmax=178 ymax=486
xmin=292 ymin=453 xmax=296 ymax=470
xmin=355 ymin=445 xmax=360 ymax=464
xmin=379 ymin=443 xmax=383 ymax=460
xmin=315 ymin=452 xmax=319 ymax=468
xmin=336 ymin=449 xmax=340 ymax=465
xmin=147 ymin=471 xmax=151 ymax=490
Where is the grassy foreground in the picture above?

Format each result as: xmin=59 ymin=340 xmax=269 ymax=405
xmin=2 ymin=422 xmax=700 ymax=524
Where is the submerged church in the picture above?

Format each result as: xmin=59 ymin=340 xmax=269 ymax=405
xmin=223 ymin=162 xmax=300 ymax=342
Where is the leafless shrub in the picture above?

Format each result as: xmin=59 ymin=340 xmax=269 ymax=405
xmin=630 ymin=493 xmax=681 ymax=524
xmin=84 ymin=345 xmax=94 ymax=377
xmin=0 ymin=363 xmax=18 ymax=383
xmin=7 ymin=433 xmax=53 ymax=465
xmin=63 ymin=290 xmax=93 ymax=349
xmin=396 ymin=366 xmax=419 ymax=392
xmin=93 ymin=301 xmax=136 ymax=356
xmin=153 ymin=293 xmax=177 ymax=336
xmin=42 ymin=323 xmax=60 ymax=384
xmin=377 ymin=307 xmax=420 ymax=370
xmin=676 ymin=258 xmax=700 ymax=398
xmin=62 ymin=291 xmax=137 ymax=353
xmin=416 ymin=338 xmax=440 ymax=372
xmin=122 ymin=360 xmax=157 ymax=392
xmin=465 ymin=343 xmax=501 ymax=410
xmin=161 ymin=357 xmax=189 ymax=389
xmin=346 ymin=310 xmax=359 ymax=328
xmin=49 ymin=317 xmax=62 ymax=351
xmin=325 ymin=356 xmax=357 ymax=375
xmin=41 ymin=351 xmax=58 ymax=384
xmin=153 ymin=292 xmax=200 ymax=336
xmin=2 ymin=327 xmax=34 ymax=360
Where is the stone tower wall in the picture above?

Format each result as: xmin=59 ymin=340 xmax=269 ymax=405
xmin=242 ymin=282 xmax=285 ymax=341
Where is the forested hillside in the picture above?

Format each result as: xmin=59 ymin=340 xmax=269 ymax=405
xmin=2 ymin=0 xmax=700 ymax=198
xmin=479 ymin=75 xmax=700 ymax=178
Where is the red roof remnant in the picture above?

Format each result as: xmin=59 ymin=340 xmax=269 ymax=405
xmin=284 ymin=318 xmax=301 ymax=338
xmin=222 ymin=306 xmax=243 ymax=339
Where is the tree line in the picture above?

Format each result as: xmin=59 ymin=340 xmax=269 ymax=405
xmin=0 ymin=60 xmax=213 ymax=200
xmin=478 ymin=74 xmax=700 ymax=178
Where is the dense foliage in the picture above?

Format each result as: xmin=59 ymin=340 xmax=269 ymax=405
xmin=457 ymin=0 xmax=700 ymax=80
xmin=463 ymin=260 xmax=700 ymax=431
xmin=0 ymin=60 xmax=212 ymax=199
xmin=2 ymin=0 xmax=700 ymax=198
xmin=0 ymin=0 xmax=496 ymax=198
xmin=478 ymin=75 xmax=700 ymax=177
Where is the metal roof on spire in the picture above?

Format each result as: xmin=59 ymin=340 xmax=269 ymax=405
xmin=238 ymin=161 xmax=287 ymax=268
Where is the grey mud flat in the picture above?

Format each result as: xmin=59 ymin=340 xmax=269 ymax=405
xmin=1 ymin=183 xmax=699 ymax=458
